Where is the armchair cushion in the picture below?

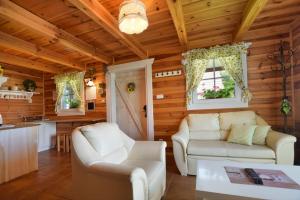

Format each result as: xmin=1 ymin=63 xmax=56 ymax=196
xmin=128 ymin=141 xmax=167 ymax=162
xmin=81 ymin=123 xmax=128 ymax=164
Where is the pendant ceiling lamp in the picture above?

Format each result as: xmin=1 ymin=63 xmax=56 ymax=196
xmin=118 ymin=0 xmax=148 ymax=34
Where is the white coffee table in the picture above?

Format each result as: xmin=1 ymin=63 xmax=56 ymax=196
xmin=196 ymin=160 xmax=300 ymax=200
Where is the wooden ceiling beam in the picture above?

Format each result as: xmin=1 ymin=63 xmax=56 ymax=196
xmin=67 ymin=0 xmax=147 ymax=59
xmin=166 ymin=0 xmax=188 ymax=48
xmin=233 ymin=0 xmax=268 ymax=41
xmin=0 ymin=0 xmax=111 ymax=64
xmin=0 ymin=31 xmax=85 ymax=71
xmin=0 ymin=52 xmax=61 ymax=74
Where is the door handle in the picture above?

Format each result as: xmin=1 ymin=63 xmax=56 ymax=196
xmin=143 ymin=105 xmax=147 ymax=118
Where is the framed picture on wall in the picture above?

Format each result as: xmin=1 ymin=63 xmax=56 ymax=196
xmin=87 ymin=102 xmax=95 ymax=111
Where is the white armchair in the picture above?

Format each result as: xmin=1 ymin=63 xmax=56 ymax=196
xmin=71 ymin=123 xmax=167 ymax=200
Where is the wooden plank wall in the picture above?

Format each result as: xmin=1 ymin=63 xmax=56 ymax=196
xmin=0 ymin=64 xmax=44 ymax=124
xmin=43 ymin=63 xmax=107 ymax=135
xmin=153 ymin=24 xmax=293 ymax=154
xmin=292 ymin=22 xmax=300 ymax=135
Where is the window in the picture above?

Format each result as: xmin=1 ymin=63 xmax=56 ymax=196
xmin=61 ymin=83 xmax=81 ymax=110
xmin=55 ymin=72 xmax=85 ymax=116
xmin=188 ymin=53 xmax=249 ymax=110
xmin=196 ymin=59 xmax=235 ymax=100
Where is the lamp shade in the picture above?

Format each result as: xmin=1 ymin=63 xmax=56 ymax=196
xmin=119 ymin=0 xmax=148 ymax=34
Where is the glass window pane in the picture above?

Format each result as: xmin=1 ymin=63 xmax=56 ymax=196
xmin=203 ymin=71 xmax=214 ymax=79
xmin=61 ymin=82 xmax=81 ymax=110
xmin=215 ymin=70 xmax=222 ymax=78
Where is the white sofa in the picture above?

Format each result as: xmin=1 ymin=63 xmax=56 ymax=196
xmin=71 ymin=122 xmax=167 ymax=200
xmin=172 ymin=111 xmax=297 ymax=176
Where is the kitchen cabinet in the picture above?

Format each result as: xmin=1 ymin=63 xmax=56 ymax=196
xmin=0 ymin=126 xmax=38 ymax=184
xmin=37 ymin=122 xmax=56 ymax=152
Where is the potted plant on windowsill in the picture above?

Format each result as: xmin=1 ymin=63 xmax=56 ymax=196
xmin=70 ymin=99 xmax=81 ymax=109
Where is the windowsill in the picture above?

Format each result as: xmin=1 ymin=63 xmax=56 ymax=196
xmin=56 ymin=108 xmax=85 ymax=116
xmin=187 ymin=97 xmax=248 ymax=110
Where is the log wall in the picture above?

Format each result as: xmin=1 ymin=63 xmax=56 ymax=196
xmin=291 ymin=22 xmax=300 ymax=135
xmin=0 ymin=64 xmax=44 ymax=124
xmin=153 ymin=23 xmax=294 ymax=154
xmin=43 ymin=63 xmax=107 ymax=136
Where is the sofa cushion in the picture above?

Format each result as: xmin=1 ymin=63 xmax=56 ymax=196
xmin=188 ymin=113 xmax=220 ymax=131
xmin=187 ymin=140 xmax=275 ymax=159
xmin=81 ymin=123 xmax=125 ymax=157
xmin=227 ymin=124 xmax=257 ymax=146
xmin=189 ymin=131 xmax=221 ymax=140
xmin=226 ymin=142 xmax=275 ymax=159
xmin=187 ymin=140 xmax=227 ymax=156
xmin=253 ymin=125 xmax=271 ymax=145
xmin=188 ymin=113 xmax=221 ymax=140
xmin=219 ymin=111 xmax=256 ymax=140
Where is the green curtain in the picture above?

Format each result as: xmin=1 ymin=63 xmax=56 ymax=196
xmin=218 ymin=55 xmax=252 ymax=102
xmin=185 ymin=59 xmax=208 ymax=102
xmin=54 ymin=72 xmax=85 ymax=112
xmin=182 ymin=42 xmax=251 ymax=104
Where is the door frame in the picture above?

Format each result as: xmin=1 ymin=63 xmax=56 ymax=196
xmin=106 ymin=58 xmax=155 ymax=140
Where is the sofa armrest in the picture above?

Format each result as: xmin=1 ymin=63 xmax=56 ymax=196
xmin=172 ymin=118 xmax=189 ymax=176
xmin=266 ymin=130 xmax=297 ymax=165
xmin=88 ymin=163 xmax=148 ymax=200
xmin=128 ymin=141 xmax=167 ymax=163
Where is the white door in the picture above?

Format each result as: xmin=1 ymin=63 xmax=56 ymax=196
xmin=106 ymin=59 xmax=155 ymax=141
xmin=115 ymin=69 xmax=147 ymax=140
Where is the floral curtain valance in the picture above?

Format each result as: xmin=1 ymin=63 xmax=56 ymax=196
xmin=54 ymin=72 xmax=85 ymax=112
xmin=182 ymin=42 xmax=252 ymax=104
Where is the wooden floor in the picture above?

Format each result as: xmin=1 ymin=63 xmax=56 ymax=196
xmin=0 ymin=150 xmax=196 ymax=200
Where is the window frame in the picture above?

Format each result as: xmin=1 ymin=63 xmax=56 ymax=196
xmin=187 ymin=52 xmax=249 ymax=110
xmin=56 ymin=82 xmax=85 ymax=116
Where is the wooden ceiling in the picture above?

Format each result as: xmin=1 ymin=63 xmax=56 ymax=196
xmin=0 ymin=0 xmax=299 ymax=73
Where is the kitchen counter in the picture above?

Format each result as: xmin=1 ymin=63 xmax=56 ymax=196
xmin=44 ymin=117 xmax=106 ymax=123
xmin=0 ymin=123 xmax=40 ymax=131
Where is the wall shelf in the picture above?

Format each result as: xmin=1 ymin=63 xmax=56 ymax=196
xmin=0 ymin=90 xmax=40 ymax=103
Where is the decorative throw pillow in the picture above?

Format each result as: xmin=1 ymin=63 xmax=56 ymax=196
xmin=227 ymin=124 xmax=257 ymax=146
xmin=252 ymin=125 xmax=271 ymax=145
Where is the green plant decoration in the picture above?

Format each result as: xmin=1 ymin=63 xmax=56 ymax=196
xmin=70 ymin=99 xmax=81 ymax=108
xmin=280 ymin=98 xmax=292 ymax=116
xmin=203 ymin=75 xmax=235 ymax=99
xmin=23 ymin=79 xmax=37 ymax=92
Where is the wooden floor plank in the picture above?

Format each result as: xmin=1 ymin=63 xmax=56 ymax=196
xmin=0 ymin=150 xmax=196 ymax=200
